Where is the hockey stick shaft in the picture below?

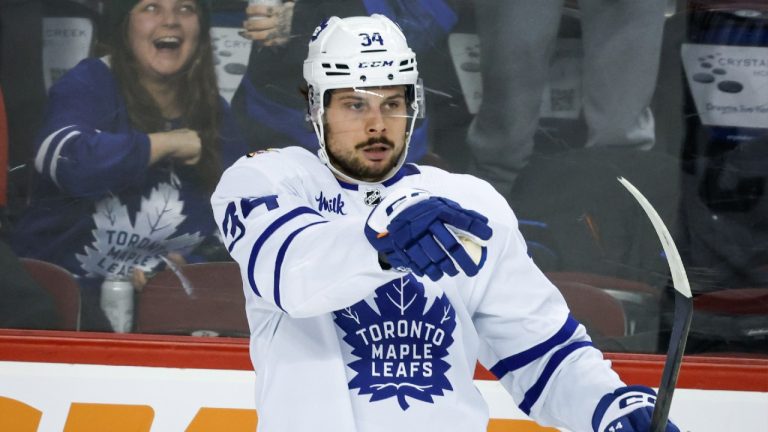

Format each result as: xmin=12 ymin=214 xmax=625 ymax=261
xmin=651 ymin=291 xmax=693 ymax=432
xmin=617 ymin=178 xmax=693 ymax=432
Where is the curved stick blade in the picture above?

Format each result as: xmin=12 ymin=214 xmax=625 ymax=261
xmin=617 ymin=177 xmax=692 ymax=299
xmin=617 ymin=177 xmax=693 ymax=432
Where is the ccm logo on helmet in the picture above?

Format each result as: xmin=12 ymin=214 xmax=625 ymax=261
xmin=359 ymin=60 xmax=394 ymax=68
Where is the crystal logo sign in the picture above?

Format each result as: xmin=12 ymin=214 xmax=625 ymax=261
xmin=682 ymin=43 xmax=768 ymax=129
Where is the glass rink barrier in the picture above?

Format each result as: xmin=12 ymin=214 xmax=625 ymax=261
xmin=0 ymin=1 xmax=766 ymax=431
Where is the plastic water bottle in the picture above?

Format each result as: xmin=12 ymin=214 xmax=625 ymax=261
xmin=100 ymin=277 xmax=134 ymax=333
xmin=248 ymin=0 xmax=282 ymax=20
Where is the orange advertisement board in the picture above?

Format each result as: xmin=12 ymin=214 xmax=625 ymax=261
xmin=0 ymin=330 xmax=766 ymax=431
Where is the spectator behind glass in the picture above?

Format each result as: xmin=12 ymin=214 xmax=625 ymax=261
xmin=231 ymin=0 xmax=461 ymax=166
xmin=11 ymin=0 xmax=248 ymax=331
xmin=467 ymin=0 xmax=667 ymax=196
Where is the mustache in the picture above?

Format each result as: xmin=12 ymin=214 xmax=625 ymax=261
xmin=355 ymin=137 xmax=395 ymax=150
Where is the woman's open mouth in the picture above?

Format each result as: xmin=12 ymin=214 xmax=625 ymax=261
xmin=153 ymin=36 xmax=182 ymax=51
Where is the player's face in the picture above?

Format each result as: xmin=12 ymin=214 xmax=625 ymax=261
xmin=128 ymin=0 xmax=201 ymax=82
xmin=324 ymin=86 xmax=408 ymax=182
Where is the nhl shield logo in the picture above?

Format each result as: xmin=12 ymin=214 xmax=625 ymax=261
xmin=364 ymin=188 xmax=382 ymax=206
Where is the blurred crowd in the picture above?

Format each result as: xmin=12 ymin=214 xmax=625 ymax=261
xmin=0 ymin=0 xmax=766 ymax=356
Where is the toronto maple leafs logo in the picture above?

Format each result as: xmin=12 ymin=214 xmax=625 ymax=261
xmin=76 ymin=181 xmax=203 ymax=278
xmin=333 ymin=275 xmax=456 ymax=410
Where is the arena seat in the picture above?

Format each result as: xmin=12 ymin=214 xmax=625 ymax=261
xmin=695 ymin=288 xmax=768 ymax=315
xmin=688 ymin=287 xmax=768 ymax=355
xmin=547 ymin=272 xmax=663 ymax=352
xmin=548 ymin=279 xmax=627 ymax=340
xmin=19 ymin=257 xmax=81 ymax=331
xmin=136 ymin=261 xmax=249 ymax=338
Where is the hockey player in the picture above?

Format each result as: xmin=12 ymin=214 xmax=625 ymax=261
xmin=211 ymin=14 xmax=680 ymax=432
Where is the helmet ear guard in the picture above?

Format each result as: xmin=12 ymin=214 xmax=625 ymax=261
xmin=303 ymin=14 xmax=424 ymax=184
xmin=410 ymin=78 xmax=426 ymax=119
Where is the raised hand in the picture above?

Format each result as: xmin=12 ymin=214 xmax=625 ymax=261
xmin=241 ymin=1 xmax=295 ymax=47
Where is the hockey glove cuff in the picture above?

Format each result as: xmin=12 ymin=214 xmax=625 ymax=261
xmin=592 ymin=385 xmax=680 ymax=432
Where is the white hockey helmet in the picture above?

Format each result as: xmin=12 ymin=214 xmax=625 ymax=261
xmin=303 ymin=14 xmax=424 ymax=183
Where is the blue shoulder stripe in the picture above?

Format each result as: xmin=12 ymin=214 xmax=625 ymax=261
xmin=247 ymin=207 xmax=322 ymax=297
xmin=518 ymin=340 xmax=593 ymax=415
xmin=489 ymin=315 xmax=579 ymax=379
xmin=273 ymin=220 xmax=329 ymax=311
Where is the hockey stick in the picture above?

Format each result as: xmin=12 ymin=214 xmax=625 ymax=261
xmin=617 ymin=177 xmax=693 ymax=432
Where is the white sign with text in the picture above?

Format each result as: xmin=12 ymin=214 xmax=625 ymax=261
xmin=681 ymin=43 xmax=768 ymax=129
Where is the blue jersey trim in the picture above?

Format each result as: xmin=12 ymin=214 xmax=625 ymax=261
xmin=384 ymin=164 xmax=421 ymax=186
xmin=489 ymin=315 xmax=579 ymax=379
xmin=335 ymin=164 xmax=421 ymax=191
xmin=519 ymin=340 xmax=593 ymax=415
xmin=273 ymin=220 xmax=329 ymax=311
xmin=247 ymin=207 xmax=322 ymax=297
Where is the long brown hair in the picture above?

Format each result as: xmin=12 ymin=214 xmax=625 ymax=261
xmin=109 ymin=0 xmax=221 ymax=193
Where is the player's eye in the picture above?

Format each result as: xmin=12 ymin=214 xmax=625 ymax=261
xmin=345 ymin=102 xmax=366 ymax=111
xmin=381 ymin=99 xmax=406 ymax=116
xmin=382 ymin=101 xmax=401 ymax=111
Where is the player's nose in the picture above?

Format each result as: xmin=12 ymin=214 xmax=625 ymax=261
xmin=365 ymin=107 xmax=386 ymax=135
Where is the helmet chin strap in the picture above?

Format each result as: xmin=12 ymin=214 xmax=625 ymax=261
xmin=312 ymin=100 xmax=419 ymax=186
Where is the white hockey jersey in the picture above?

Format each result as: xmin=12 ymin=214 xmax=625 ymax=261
xmin=211 ymin=147 xmax=624 ymax=432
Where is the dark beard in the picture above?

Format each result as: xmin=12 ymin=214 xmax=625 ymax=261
xmin=327 ymin=136 xmax=403 ymax=182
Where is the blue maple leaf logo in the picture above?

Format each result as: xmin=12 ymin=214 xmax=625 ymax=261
xmin=333 ymin=274 xmax=456 ymax=410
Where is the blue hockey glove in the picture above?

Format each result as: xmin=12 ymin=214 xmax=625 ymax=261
xmin=366 ymin=188 xmax=431 ymax=272
xmin=365 ymin=188 xmax=492 ymax=281
xmin=593 ymin=385 xmax=681 ymax=432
